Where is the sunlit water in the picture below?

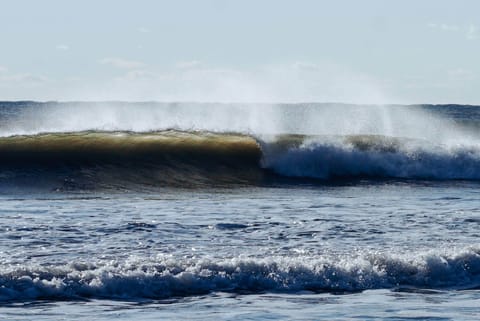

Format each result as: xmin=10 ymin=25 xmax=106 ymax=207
xmin=2 ymin=183 xmax=480 ymax=320
xmin=1 ymin=103 xmax=480 ymax=320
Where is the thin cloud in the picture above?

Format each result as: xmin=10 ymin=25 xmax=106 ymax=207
xmin=137 ymin=27 xmax=150 ymax=33
xmin=176 ymin=60 xmax=202 ymax=69
xmin=466 ymin=24 xmax=479 ymax=40
xmin=56 ymin=44 xmax=70 ymax=51
xmin=448 ymin=68 xmax=475 ymax=80
xmin=0 ymin=72 xmax=48 ymax=84
xmin=115 ymin=70 xmax=157 ymax=81
xmin=100 ymin=57 xmax=146 ymax=69
xmin=292 ymin=61 xmax=321 ymax=71
xmin=428 ymin=22 xmax=478 ymax=40
xmin=428 ymin=23 xmax=460 ymax=31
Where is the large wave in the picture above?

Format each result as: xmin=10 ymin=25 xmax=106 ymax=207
xmin=1 ymin=247 xmax=480 ymax=301
xmin=2 ymin=102 xmax=480 ymax=189
xmin=1 ymin=130 xmax=480 ymax=191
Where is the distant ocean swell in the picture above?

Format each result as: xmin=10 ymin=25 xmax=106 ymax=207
xmin=2 ymin=247 xmax=480 ymax=301
xmin=1 ymin=130 xmax=480 ymax=190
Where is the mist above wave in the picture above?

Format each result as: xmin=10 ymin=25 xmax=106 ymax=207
xmin=1 ymin=102 xmax=478 ymax=144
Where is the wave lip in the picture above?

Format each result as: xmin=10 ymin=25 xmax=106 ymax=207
xmin=0 ymin=130 xmax=261 ymax=164
xmin=2 ymin=248 xmax=480 ymax=302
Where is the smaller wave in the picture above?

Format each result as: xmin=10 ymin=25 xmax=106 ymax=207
xmin=1 ymin=248 xmax=480 ymax=302
xmin=261 ymin=135 xmax=480 ymax=180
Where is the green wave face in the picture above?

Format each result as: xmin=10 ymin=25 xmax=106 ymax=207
xmin=0 ymin=130 xmax=266 ymax=190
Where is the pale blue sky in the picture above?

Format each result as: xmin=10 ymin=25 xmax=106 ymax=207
xmin=0 ymin=0 xmax=479 ymax=103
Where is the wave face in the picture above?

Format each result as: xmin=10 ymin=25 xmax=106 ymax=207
xmin=1 ymin=130 xmax=480 ymax=191
xmin=2 ymin=248 xmax=480 ymax=301
xmin=0 ymin=131 xmax=263 ymax=189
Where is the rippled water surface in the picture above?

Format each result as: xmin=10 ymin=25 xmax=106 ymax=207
xmin=1 ymin=182 xmax=480 ymax=320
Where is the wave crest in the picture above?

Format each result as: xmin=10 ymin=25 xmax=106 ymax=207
xmin=2 ymin=248 xmax=480 ymax=301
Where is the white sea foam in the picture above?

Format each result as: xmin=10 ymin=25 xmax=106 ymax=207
xmin=261 ymin=135 xmax=480 ymax=179
xmin=1 ymin=247 xmax=480 ymax=301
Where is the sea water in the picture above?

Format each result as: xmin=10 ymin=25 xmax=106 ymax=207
xmin=1 ymin=102 xmax=480 ymax=320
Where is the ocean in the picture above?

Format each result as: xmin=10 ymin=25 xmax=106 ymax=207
xmin=1 ymin=102 xmax=480 ymax=320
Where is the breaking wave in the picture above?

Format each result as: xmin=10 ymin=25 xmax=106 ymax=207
xmin=2 ymin=247 xmax=480 ymax=302
xmin=1 ymin=130 xmax=480 ymax=190
xmin=261 ymin=134 xmax=480 ymax=180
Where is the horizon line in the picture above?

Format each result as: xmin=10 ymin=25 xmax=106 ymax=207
xmin=1 ymin=100 xmax=480 ymax=107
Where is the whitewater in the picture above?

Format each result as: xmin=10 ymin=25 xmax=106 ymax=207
xmin=1 ymin=102 xmax=480 ymax=320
